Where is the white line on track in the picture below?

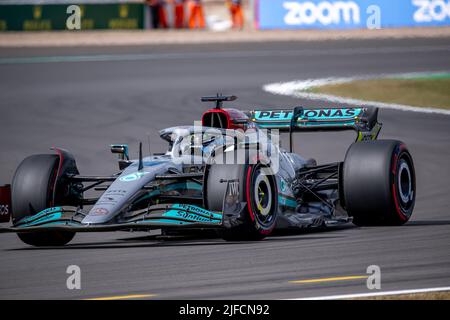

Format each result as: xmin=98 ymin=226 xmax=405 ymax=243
xmin=263 ymin=72 xmax=450 ymax=116
xmin=292 ymin=286 xmax=450 ymax=300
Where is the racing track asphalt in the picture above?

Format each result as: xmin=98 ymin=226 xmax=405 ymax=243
xmin=0 ymin=38 xmax=449 ymax=299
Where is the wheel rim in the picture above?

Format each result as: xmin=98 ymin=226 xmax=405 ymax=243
xmin=398 ymin=159 xmax=413 ymax=204
xmin=254 ymin=174 xmax=272 ymax=217
xmin=249 ymin=167 xmax=276 ymax=228
xmin=395 ymin=153 xmax=415 ymax=216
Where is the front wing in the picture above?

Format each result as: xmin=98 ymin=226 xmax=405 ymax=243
xmin=0 ymin=204 xmax=223 ymax=234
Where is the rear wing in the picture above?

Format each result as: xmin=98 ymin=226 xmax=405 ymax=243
xmin=249 ymin=107 xmax=382 ymax=142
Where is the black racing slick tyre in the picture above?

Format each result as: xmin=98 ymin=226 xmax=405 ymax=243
xmin=11 ymin=154 xmax=75 ymax=246
xmin=205 ymin=163 xmax=278 ymax=241
xmin=343 ymin=140 xmax=415 ymax=226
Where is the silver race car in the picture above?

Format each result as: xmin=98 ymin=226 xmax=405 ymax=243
xmin=0 ymin=95 xmax=416 ymax=246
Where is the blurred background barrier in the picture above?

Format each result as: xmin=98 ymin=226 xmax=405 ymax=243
xmin=0 ymin=0 xmax=145 ymax=31
xmin=0 ymin=0 xmax=254 ymax=31
xmin=256 ymin=0 xmax=450 ymax=30
xmin=2 ymin=0 xmax=450 ymax=31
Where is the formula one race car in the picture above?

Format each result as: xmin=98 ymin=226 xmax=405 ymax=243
xmin=0 ymin=95 xmax=416 ymax=246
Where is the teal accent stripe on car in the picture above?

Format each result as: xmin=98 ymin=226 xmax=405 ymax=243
xmin=278 ymin=195 xmax=297 ymax=209
xmin=171 ymin=204 xmax=222 ymax=220
xmin=163 ymin=209 xmax=221 ymax=223
xmin=16 ymin=207 xmax=65 ymax=227
xmin=133 ymin=181 xmax=203 ymax=206
xmin=133 ymin=190 xmax=161 ymax=205
xmin=19 ymin=213 xmax=62 ymax=227
xmin=17 ymin=207 xmax=63 ymax=225
xmin=164 ymin=182 xmax=203 ymax=191
xmin=254 ymin=108 xmax=363 ymax=122
xmin=253 ymin=108 xmax=363 ymax=129
xmin=134 ymin=204 xmax=223 ymax=226
xmin=257 ymin=121 xmax=356 ymax=129
xmin=139 ymin=219 xmax=191 ymax=225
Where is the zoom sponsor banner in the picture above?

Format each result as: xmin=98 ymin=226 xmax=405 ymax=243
xmin=256 ymin=0 xmax=450 ymax=29
xmin=0 ymin=3 xmax=144 ymax=31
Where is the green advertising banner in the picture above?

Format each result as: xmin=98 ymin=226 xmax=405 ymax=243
xmin=0 ymin=3 xmax=145 ymax=31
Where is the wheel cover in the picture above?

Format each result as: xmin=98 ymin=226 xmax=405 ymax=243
xmin=249 ymin=167 xmax=276 ymax=228
xmin=393 ymin=151 xmax=415 ymax=218
xmin=398 ymin=159 xmax=413 ymax=204
xmin=254 ymin=174 xmax=272 ymax=217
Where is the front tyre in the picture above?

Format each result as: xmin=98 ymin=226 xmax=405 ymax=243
xmin=343 ymin=140 xmax=416 ymax=226
xmin=12 ymin=154 xmax=75 ymax=246
xmin=205 ymin=163 xmax=278 ymax=241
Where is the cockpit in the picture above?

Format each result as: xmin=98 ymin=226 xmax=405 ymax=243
xmin=159 ymin=126 xmax=246 ymax=160
xmin=157 ymin=95 xmax=273 ymax=163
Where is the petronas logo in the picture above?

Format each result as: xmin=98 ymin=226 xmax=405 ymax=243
xmin=33 ymin=5 xmax=42 ymax=19
xmin=119 ymin=4 xmax=129 ymax=18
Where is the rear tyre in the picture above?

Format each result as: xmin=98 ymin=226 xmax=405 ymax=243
xmin=343 ymin=140 xmax=415 ymax=226
xmin=205 ymin=163 xmax=278 ymax=241
xmin=12 ymin=154 xmax=75 ymax=246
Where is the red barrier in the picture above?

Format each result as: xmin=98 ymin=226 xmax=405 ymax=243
xmin=0 ymin=184 xmax=11 ymax=223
